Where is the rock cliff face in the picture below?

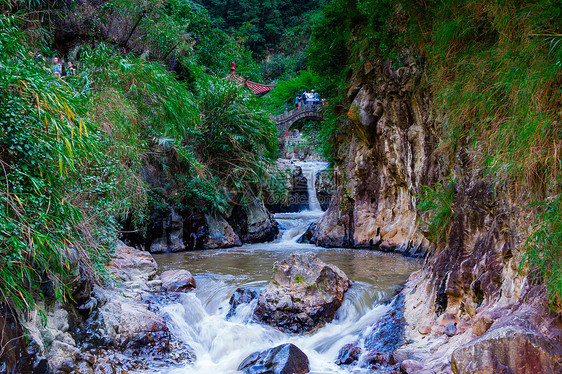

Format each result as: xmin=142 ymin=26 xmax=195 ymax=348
xmin=310 ymin=58 xmax=562 ymax=372
xmin=123 ymin=163 xmax=278 ymax=253
xmin=303 ymin=59 xmax=433 ymax=258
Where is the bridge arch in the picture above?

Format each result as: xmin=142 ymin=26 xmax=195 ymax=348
xmin=273 ymin=105 xmax=325 ymax=136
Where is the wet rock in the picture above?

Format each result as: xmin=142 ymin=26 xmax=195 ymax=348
xmin=94 ymin=362 xmax=115 ymax=374
xmin=354 ymin=295 xmax=406 ymax=371
xmin=362 ymin=351 xmax=395 ymax=368
xmin=77 ymin=296 xmax=98 ymax=314
xmin=315 ymin=169 xmax=334 ymax=211
xmin=205 ymin=213 xmax=242 ymax=248
xmin=266 ymin=162 xmax=309 ymax=213
xmin=227 ymin=288 xmax=260 ymax=319
xmin=400 ymin=359 xmax=424 ymax=373
xmin=148 ymin=208 xmax=185 ymax=253
xmin=364 ymin=296 xmax=405 ymax=354
xmin=115 ymin=303 xmax=170 ymax=350
xmin=336 ymin=343 xmax=361 ymax=365
xmin=300 ymin=187 xmax=355 ymax=247
xmin=47 ymin=341 xmax=82 ymax=373
xmin=417 ymin=325 xmax=431 ymax=335
xmin=451 ymin=319 xmax=562 ymax=374
xmin=379 ymin=240 xmax=396 ymax=253
xmin=472 ymin=315 xmax=494 ymax=336
xmin=0 ymin=304 xmax=34 ymax=373
xmin=228 ymin=202 xmax=279 ymax=244
xmin=159 ymin=270 xmax=196 ymax=293
xmin=238 ymin=343 xmax=310 ymax=374
xmin=107 ymin=243 xmax=158 ymax=287
xmin=253 ymin=253 xmax=351 ymax=333
xmin=444 ymin=321 xmax=457 ymax=337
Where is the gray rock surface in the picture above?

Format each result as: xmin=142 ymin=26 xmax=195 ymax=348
xmin=159 ymin=270 xmax=196 ymax=293
xmin=205 ymin=213 xmax=242 ymax=248
xmin=253 ymin=253 xmax=351 ymax=333
xmin=266 ymin=160 xmax=308 ymax=213
xmin=107 ymin=242 xmax=158 ymax=290
xmin=238 ymin=343 xmax=310 ymax=374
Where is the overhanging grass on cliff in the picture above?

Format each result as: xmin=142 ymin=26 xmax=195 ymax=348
xmin=405 ymin=0 xmax=562 ymax=305
xmin=417 ymin=1 xmax=562 ymax=191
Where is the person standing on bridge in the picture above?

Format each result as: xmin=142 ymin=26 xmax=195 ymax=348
xmin=295 ymin=95 xmax=300 ymax=108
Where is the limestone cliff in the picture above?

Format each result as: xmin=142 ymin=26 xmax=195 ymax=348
xmin=310 ymin=58 xmax=562 ymax=372
xmin=303 ymin=59 xmax=434 ymax=258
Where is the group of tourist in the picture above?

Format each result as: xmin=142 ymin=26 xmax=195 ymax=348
xmin=295 ymin=90 xmax=320 ymax=107
xmin=33 ymin=53 xmax=77 ymax=78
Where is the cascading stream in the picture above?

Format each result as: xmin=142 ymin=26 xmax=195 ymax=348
xmin=153 ymin=161 xmax=420 ymax=374
xmin=294 ymin=161 xmax=328 ymax=212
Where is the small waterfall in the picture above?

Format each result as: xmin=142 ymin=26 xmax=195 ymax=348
xmin=295 ymin=161 xmax=328 ymax=212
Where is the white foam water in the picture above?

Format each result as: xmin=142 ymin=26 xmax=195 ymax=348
xmin=151 ymin=161 xmax=420 ymax=374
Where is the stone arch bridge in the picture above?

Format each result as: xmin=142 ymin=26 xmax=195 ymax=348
xmin=226 ymin=63 xmax=325 ymax=134
xmin=273 ymin=105 xmax=325 ymax=136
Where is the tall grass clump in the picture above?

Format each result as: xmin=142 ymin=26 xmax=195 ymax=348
xmin=0 ymin=15 xmax=138 ymax=311
xmin=80 ymin=43 xmax=283 ymax=219
xmin=523 ymin=196 xmax=562 ymax=306
xmin=409 ymin=0 xmax=562 ymax=191
xmin=417 ymin=179 xmax=456 ymax=245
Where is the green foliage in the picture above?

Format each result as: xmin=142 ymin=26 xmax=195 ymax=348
xmin=192 ymin=77 xmax=283 ymax=208
xmin=262 ymin=70 xmax=318 ymax=114
xmin=417 ymin=180 xmax=456 ymax=245
xmin=65 ymin=0 xmax=260 ymax=78
xmin=523 ymin=196 xmax=562 ymax=307
xmin=0 ymin=6 xmax=285 ymax=313
xmin=82 ymin=43 xmax=284 ymax=217
xmin=197 ymin=0 xmax=320 ymax=58
xmin=0 ymin=15 xmax=132 ymax=310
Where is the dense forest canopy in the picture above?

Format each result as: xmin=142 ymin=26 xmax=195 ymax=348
xmin=196 ymin=0 xmax=320 ymax=57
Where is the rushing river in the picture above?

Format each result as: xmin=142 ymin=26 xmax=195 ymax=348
xmin=152 ymin=162 xmax=421 ymax=374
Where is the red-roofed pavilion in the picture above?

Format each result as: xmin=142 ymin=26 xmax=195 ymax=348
xmin=228 ymin=62 xmax=276 ymax=95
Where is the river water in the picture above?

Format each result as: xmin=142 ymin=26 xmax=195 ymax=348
xmin=153 ymin=162 xmax=421 ymax=374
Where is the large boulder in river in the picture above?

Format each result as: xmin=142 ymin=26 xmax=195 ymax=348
xmin=238 ymin=343 xmax=310 ymax=374
xmin=253 ymin=253 xmax=351 ymax=333
xmin=115 ymin=303 xmax=170 ymax=350
xmin=227 ymin=288 xmax=261 ymax=319
xmin=159 ymin=270 xmax=196 ymax=293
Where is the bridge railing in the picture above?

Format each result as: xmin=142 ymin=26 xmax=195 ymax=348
xmin=273 ymin=103 xmax=325 ymax=123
